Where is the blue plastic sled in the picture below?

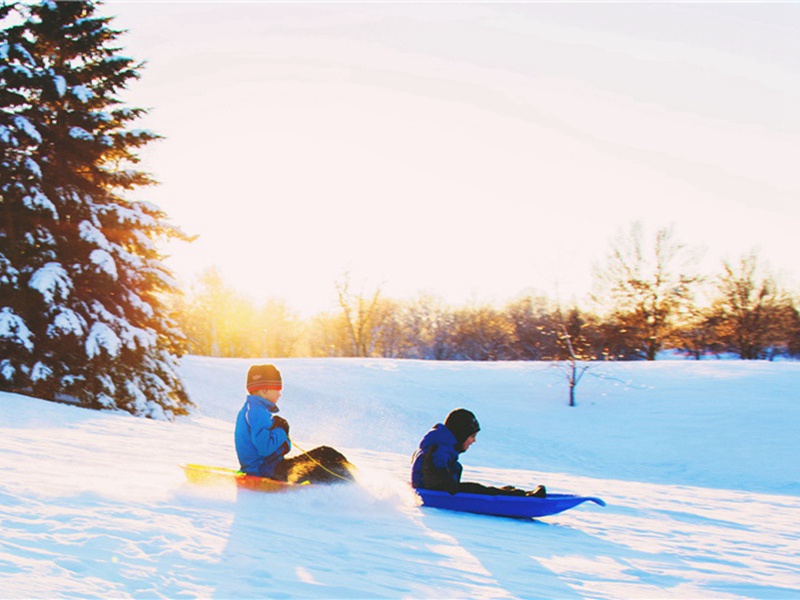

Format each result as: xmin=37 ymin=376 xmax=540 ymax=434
xmin=414 ymin=488 xmax=606 ymax=518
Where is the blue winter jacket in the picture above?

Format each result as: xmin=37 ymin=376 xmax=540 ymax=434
xmin=234 ymin=395 xmax=291 ymax=477
xmin=410 ymin=423 xmax=463 ymax=490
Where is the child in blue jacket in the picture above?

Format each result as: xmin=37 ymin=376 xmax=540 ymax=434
xmin=235 ymin=364 xmax=291 ymax=477
xmin=234 ymin=363 xmax=355 ymax=484
xmin=411 ymin=408 xmax=546 ymax=497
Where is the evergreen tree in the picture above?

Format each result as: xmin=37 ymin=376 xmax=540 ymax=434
xmin=0 ymin=1 xmax=192 ymax=418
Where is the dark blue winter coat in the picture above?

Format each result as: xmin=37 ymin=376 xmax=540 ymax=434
xmin=235 ymin=395 xmax=291 ymax=477
xmin=410 ymin=423 xmax=463 ymax=491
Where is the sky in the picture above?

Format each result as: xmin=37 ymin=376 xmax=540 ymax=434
xmin=102 ymin=2 xmax=800 ymax=315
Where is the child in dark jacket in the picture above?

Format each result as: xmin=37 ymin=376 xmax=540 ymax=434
xmin=411 ymin=408 xmax=546 ymax=497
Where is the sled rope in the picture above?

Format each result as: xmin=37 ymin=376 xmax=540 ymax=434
xmin=289 ymin=437 xmax=354 ymax=483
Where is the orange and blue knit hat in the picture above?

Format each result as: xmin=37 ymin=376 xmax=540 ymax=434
xmin=246 ymin=364 xmax=282 ymax=393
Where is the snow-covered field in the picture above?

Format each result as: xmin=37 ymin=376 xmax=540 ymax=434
xmin=1 ymin=357 xmax=799 ymax=598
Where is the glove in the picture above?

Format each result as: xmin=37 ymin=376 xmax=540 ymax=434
xmin=278 ymin=441 xmax=290 ymax=457
xmin=271 ymin=415 xmax=289 ymax=435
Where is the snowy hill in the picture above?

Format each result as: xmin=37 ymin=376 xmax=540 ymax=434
xmin=1 ymin=357 xmax=799 ymax=598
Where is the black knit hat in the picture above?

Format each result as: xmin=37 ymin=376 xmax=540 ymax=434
xmin=444 ymin=408 xmax=480 ymax=446
xmin=246 ymin=364 xmax=282 ymax=393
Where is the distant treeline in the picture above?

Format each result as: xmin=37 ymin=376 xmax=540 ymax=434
xmin=171 ymin=226 xmax=800 ymax=361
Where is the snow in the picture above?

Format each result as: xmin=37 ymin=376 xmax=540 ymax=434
xmin=85 ymin=321 xmax=122 ymax=359
xmin=1 ymin=357 xmax=798 ymax=598
xmin=106 ymin=201 xmax=156 ymax=229
xmin=30 ymin=361 xmax=52 ymax=382
xmin=47 ymin=307 xmax=85 ymax=337
xmin=22 ymin=189 xmax=57 ymax=217
xmin=68 ymin=126 xmax=93 ymax=141
xmin=125 ymin=291 xmax=155 ymax=319
xmin=72 ymin=85 xmax=93 ymax=102
xmin=0 ymin=359 xmax=14 ymax=380
xmin=89 ymin=248 xmax=118 ymax=279
xmin=28 ymin=261 xmax=71 ymax=303
xmin=13 ymin=115 xmax=42 ymax=144
xmin=78 ymin=220 xmax=111 ymax=250
xmin=24 ymin=156 xmax=41 ymax=179
xmin=0 ymin=255 xmax=20 ymax=285
xmin=53 ymin=75 xmax=66 ymax=98
xmin=0 ymin=306 xmax=33 ymax=351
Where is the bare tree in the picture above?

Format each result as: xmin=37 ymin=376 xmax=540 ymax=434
xmin=672 ymin=310 xmax=724 ymax=360
xmin=334 ymin=272 xmax=385 ymax=357
xmin=172 ymin=267 xmax=304 ymax=358
xmin=185 ymin=267 xmax=241 ymax=357
xmin=372 ymin=298 xmax=409 ymax=358
xmin=549 ymin=307 xmax=596 ymax=406
xmin=709 ymin=252 xmax=790 ymax=359
xmin=401 ymin=294 xmax=458 ymax=360
xmin=256 ymin=299 xmax=304 ymax=358
xmin=556 ymin=324 xmax=590 ymax=407
xmin=505 ymin=295 xmax=558 ymax=360
xmin=451 ymin=304 xmax=514 ymax=361
xmin=593 ymin=223 xmax=702 ymax=360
